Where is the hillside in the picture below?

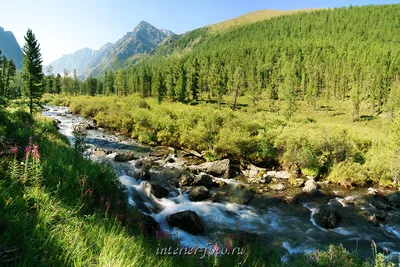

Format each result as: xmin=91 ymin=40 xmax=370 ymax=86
xmin=207 ymin=8 xmax=320 ymax=33
xmin=0 ymin=26 xmax=23 ymax=69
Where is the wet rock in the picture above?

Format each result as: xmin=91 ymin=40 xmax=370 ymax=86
xmin=93 ymin=149 xmax=106 ymax=157
xmin=196 ymin=159 xmax=239 ymax=179
xmin=166 ymin=210 xmax=205 ymax=235
xmin=210 ymin=192 xmax=230 ymax=202
xmin=114 ymin=151 xmax=137 ymax=162
xmin=231 ymin=190 xmax=255 ymax=204
xmin=266 ymin=170 xmax=290 ymax=179
xmin=314 ymin=205 xmax=341 ymax=228
xmin=136 ymin=168 xmax=151 ymax=180
xmin=371 ymin=198 xmax=392 ymax=211
xmin=189 ymin=186 xmax=209 ymax=202
xmin=151 ymin=183 xmax=170 ymax=198
xmin=141 ymin=215 xmax=160 ymax=237
xmin=212 ymin=179 xmax=227 ymax=187
xmin=385 ymin=192 xmax=400 ymax=208
xmin=151 ymin=146 xmax=174 ymax=159
xmin=302 ymin=179 xmax=318 ymax=194
xmin=368 ymin=213 xmax=385 ymax=227
xmin=269 ymin=183 xmax=286 ymax=191
xmin=236 ymin=184 xmax=246 ymax=190
xmin=368 ymin=187 xmax=379 ymax=196
xmin=193 ymin=174 xmax=213 ymax=188
xmin=246 ymin=174 xmax=272 ymax=184
xmin=179 ymin=175 xmax=194 ymax=187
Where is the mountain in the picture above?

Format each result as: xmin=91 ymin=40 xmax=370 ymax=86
xmin=48 ymin=21 xmax=174 ymax=77
xmin=0 ymin=26 xmax=23 ymax=69
xmin=49 ymin=43 xmax=113 ymax=76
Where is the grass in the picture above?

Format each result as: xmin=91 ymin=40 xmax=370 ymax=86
xmin=207 ymin=9 xmax=321 ymax=34
xmin=44 ymin=93 xmax=397 ymax=187
xmin=1 ymin=101 xmax=395 ymax=266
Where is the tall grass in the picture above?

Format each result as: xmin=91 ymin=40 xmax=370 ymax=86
xmin=44 ymin=94 xmax=397 ymax=187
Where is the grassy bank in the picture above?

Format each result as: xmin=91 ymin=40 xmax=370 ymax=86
xmin=1 ymin=106 xmax=277 ymax=266
xmin=45 ymin=94 xmax=397 ymax=188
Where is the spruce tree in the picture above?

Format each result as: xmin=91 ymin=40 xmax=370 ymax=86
xmin=22 ymin=29 xmax=44 ymax=114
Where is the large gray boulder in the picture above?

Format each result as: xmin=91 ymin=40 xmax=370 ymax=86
xmin=314 ymin=205 xmax=341 ymax=228
xmin=196 ymin=159 xmax=238 ymax=178
xmin=114 ymin=151 xmax=137 ymax=162
xmin=166 ymin=210 xmax=205 ymax=235
xmin=302 ymin=179 xmax=318 ymax=194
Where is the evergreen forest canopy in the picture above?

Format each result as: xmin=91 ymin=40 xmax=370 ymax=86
xmin=42 ymin=4 xmax=400 ymax=120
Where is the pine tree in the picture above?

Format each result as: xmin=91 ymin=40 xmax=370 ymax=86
xmin=22 ymin=29 xmax=44 ymax=115
xmin=73 ymin=69 xmax=80 ymax=95
xmin=232 ymin=66 xmax=244 ymax=110
xmin=188 ymin=58 xmax=199 ymax=101
xmin=55 ymin=74 xmax=61 ymax=94
xmin=176 ymin=64 xmax=187 ymax=102
xmin=351 ymin=82 xmax=360 ymax=121
xmin=153 ymin=71 xmax=166 ymax=103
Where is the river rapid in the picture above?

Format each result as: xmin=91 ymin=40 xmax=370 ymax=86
xmin=42 ymin=106 xmax=400 ymax=262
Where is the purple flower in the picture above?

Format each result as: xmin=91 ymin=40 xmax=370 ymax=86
xmin=10 ymin=147 xmax=18 ymax=155
xmin=32 ymin=145 xmax=40 ymax=160
xmin=29 ymin=136 xmax=33 ymax=144
xmin=25 ymin=145 xmax=32 ymax=154
xmin=213 ymin=243 xmax=220 ymax=254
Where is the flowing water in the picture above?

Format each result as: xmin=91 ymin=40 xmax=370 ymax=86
xmin=43 ymin=106 xmax=400 ymax=262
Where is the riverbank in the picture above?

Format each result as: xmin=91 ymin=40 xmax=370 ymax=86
xmin=44 ymin=94 xmax=397 ymax=189
xmin=39 ymin=104 xmax=399 ymax=265
xmin=2 ymin=106 xmax=285 ymax=266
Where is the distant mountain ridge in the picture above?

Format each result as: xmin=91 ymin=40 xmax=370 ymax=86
xmin=48 ymin=21 xmax=174 ymax=77
xmin=0 ymin=26 xmax=23 ymax=69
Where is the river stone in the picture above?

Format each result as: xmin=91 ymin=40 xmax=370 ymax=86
xmin=385 ymin=192 xmax=400 ymax=208
xmin=212 ymin=179 xmax=227 ymax=187
xmin=151 ymin=146 xmax=174 ymax=159
xmin=193 ymin=174 xmax=213 ymax=188
xmin=269 ymin=183 xmax=286 ymax=191
xmin=151 ymin=183 xmax=169 ymax=198
xmin=166 ymin=210 xmax=205 ymax=235
xmin=189 ymin=186 xmax=209 ymax=202
xmin=368 ymin=187 xmax=379 ymax=196
xmin=314 ymin=205 xmax=341 ymax=228
xmin=179 ymin=175 xmax=194 ymax=187
xmin=196 ymin=159 xmax=238 ymax=178
xmin=302 ymin=179 xmax=318 ymax=194
xmin=114 ymin=151 xmax=137 ymax=162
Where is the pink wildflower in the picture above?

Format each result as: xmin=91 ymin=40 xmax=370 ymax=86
xmin=213 ymin=243 xmax=220 ymax=254
xmin=29 ymin=136 xmax=33 ymax=144
xmin=25 ymin=145 xmax=32 ymax=154
xmin=32 ymin=145 xmax=40 ymax=160
xmin=10 ymin=147 xmax=18 ymax=155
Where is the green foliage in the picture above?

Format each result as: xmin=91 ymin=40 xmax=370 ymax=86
xmin=72 ymin=122 xmax=88 ymax=154
xmin=22 ymin=29 xmax=44 ymax=114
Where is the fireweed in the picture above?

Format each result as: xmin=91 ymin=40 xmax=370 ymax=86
xmin=9 ymin=137 xmax=42 ymax=185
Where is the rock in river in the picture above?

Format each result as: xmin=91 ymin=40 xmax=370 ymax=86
xmin=189 ymin=186 xmax=209 ymax=202
xmin=193 ymin=174 xmax=213 ymax=188
xmin=166 ymin=210 xmax=205 ymax=235
xmin=302 ymin=179 xmax=318 ymax=194
xmin=196 ymin=159 xmax=239 ymax=178
xmin=114 ymin=151 xmax=137 ymax=162
xmin=314 ymin=205 xmax=341 ymax=228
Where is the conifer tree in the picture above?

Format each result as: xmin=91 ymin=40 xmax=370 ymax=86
xmin=22 ymin=29 xmax=44 ymax=114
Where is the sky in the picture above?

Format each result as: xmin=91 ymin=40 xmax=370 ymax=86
xmin=1 ymin=0 xmax=398 ymax=64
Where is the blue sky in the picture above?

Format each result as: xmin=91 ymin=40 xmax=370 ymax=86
xmin=0 ymin=0 xmax=398 ymax=64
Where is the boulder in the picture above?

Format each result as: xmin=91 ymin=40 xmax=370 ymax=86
xmin=368 ymin=187 xmax=379 ymax=196
xmin=179 ymin=175 xmax=194 ymax=187
xmin=246 ymin=174 xmax=272 ymax=184
xmin=212 ymin=179 xmax=227 ymax=187
xmin=269 ymin=183 xmax=286 ymax=191
xmin=136 ymin=168 xmax=151 ymax=180
xmin=151 ymin=146 xmax=174 ymax=159
xmin=189 ymin=186 xmax=209 ymax=202
xmin=151 ymin=183 xmax=170 ymax=199
xmin=166 ymin=210 xmax=205 ymax=235
xmin=196 ymin=159 xmax=238 ymax=178
xmin=293 ymin=178 xmax=305 ymax=187
xmin=266 ymin=170 xmax=290 ymax=179
xmin=193 ymin=174 xmax=213 ymax=188
xmin=114 ymin=151 xmax=137 ymax=162
xmin=314 ymin=205 xmax=341 ymax=228
xmin=302 ymin=179 xmax=318 ymax=194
